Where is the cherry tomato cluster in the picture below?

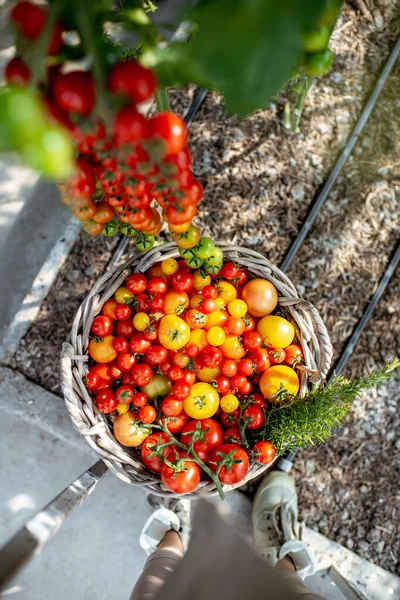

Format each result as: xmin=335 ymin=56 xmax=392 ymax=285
xmin=5 ymin=2 xmax=216 ymax=256
xmin=85 ymin=258 xmax=305 ymax=494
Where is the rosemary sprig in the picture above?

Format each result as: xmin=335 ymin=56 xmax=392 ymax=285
xmin=255 ymin=360 xmax=399 ymax=455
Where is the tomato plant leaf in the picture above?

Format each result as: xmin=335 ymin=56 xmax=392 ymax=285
xmin=141 ymin=42 xmax=211 ymax=88
xmin=186 ymin=0 xmax=329 ymax=116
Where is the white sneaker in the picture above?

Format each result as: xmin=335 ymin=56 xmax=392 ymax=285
xmin=252 ymin=471 xmax=316 ymax=579
xmin=140 ymin=495 xmax=191 ymax=555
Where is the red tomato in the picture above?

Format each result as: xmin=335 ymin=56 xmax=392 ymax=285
xmin=5 ymin=56 xmax=30 ymax=85
xmin=116 ymin=385 xmax=134 ymax=405
xmin=285 ymin=344 xmax=304 ymax=366
xmin=95 ymin=389 xmax=118 ymax=414
xmin=243 ymin=331 xmax=263 ymax=352
xmin=109 ymin=360 xmax=122 ymax=379
xmin=201 ymin=346 xmax=223 ymax=368
xmin=162 ymin=410 xmax=190 ymax=434
xmin=11 ymin=1 xmax=63 ymax=53
xmin=172 ymin=351 xmax=190 ymax=368
xmin=122 ymin=371 xmax=134 ymax=386
xmin=114 ymin=105 xmax=148 ymax=144
xmin=116 ymin=319 xmax=135 ymax=338
xmin=131 ymin=364 xmax=153 ymax=386
xmin=236 ymin=269 xmax=249 ymax=287
xmin=244 ymin=405 xmax=265 ymax=429
xmin=172 ymin=271 xmax=194 ymax=293
xmin=108 ymin=59 xmax=156 ymax=104
xmin=241 ymin=380 xmax=253 ymax=395
xmin=223 ymin=316 xmax=245 ymax=336
xmin=150 ymin=112 xmax=187 ymax=156
xmin=53 ymin=71 xmax=95 ymax=115
xmin=220 ymin=262 xmax=239 ymax=281
xmin=219 ymin=408 xmax=240 ymax=428
xmin=201 ymin=299 xmax=216 ymax=314
xmin=253 ymin=441 xmax=276 ymax=465
xmin=242 ymin=315 xmax=256 ymax=333
xmin=224 ymin=427 xmax=242 ymax=445
xmin=126 ymin=273 xmax=147 ymax=294
xmin=215 ymin=375 xmax=230 ymax=394
xmin=208 ymin=444 xmax=249 ymax=484
xmin=132 ymin=391 xmax=148 ymax=408
xmin=248 ymin=349 xmax=270 ymax=373
xmin=146 ymin=345 xmax=168 ymax=366
xmin=141 ymin=432 xmax=175 ymax=474
xmin=147 ymin=276 xmax=168 ymax=296
xmin=114 ymin=304 xmax=132 ymax=320
xmin=267 ymin=348 xmax=286 ymax=364
xmin=85 ymin=371 xmax=99 ymax=390
xmin=220 ymin=358 xmax=237 ymax=378
xmin=139 ymin=405 xmax=157 ymax=424
xmin=186 ymin=344 xmax=199 ymax=357
xmin=161 ymin=396 xmax=184 ymax=417
xmin=148 ymin=293 xmax=165 ymax=313
xmin=93 ymin=201 xmax=115 ymax=224
xmin=181 ymin=418 xmax=223 ymax=461
xmin=172 ymin=380 xmax=191 ymax=400
xmin=230 ymin=374 xmax=248 ymax=393
xmin=183 ymin=370 xmax=196 ymax=385
xmin=202 ymin=285 xmax=218 ymax=299
xmin=91 ymin=315 xmax=113 ymax=337
xmin=161 ymin=451 xmax=201 ymax=494
xmin=130 ymin=333 xmax=151 ymax=354
xmin=238 ymin=358 xmax=254 ymax=377
xmin=137 ymin=294 xmax=150 ymax=314
xmin=117 ymin=352 xmax=136 ymax=372
xmin=168 ymin=366 xmax=184 ymax=382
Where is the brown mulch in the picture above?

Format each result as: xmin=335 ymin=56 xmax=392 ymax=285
xmin=10 ymin=1 xmax=400 ymax=575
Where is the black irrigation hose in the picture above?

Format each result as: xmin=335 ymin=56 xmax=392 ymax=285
xmin=276 ymin=240 xmax=400 ymax=472
xmin=276 ymin=36 xmax=400 ymax=473
xmin=280 ymin=35 xmax=400 ymax=273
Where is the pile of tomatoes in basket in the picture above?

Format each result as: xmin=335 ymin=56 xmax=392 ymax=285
xmin=86 ymin=258 xmax=304 ymax=493
xmin=6 ymin=1 xmax=203 ymax=249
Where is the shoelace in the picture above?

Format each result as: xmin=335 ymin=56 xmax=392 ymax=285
xmin=261 ymin=502 xmax=297 ymax=544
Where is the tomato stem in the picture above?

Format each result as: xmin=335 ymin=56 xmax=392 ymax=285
xmin=283 ymin=74 xmax=314 ymax=135
xmin=155 ymin=87 xmax=171 ymax=112
xmin=30 ymin=0 xmax=62 ymax=89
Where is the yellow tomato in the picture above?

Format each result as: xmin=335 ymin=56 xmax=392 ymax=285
xmin=204 ymin=309 xmax=228 ymax=331
xmin=257 ymin=315 xmax=295 ymax=348
xmin=220 ymin=394 xmax=239 ymax=413
xmin=218 ymin=281 xmax=237 ymax=304
xmin=188 ymin=329 xmax=208 ymax=351
xmin=114 ymin=286 xmax=135 ymax=304
xmin=228 ymin=299 xmax=248 ymax=317
xmin=214 ymin=297 xmax=226 ymax=310
xmin=184 ymin=383 xmax=220 ymax=419
xmin=164 ymin=291 xmax=189 ymax=315
xmin=117 ymin=403 xmax=130 ymax=414
xmin=260 ymin=365 xmax=299 ymax=400
xmin=158 ymin=315 xmax=190 ymax=350
xmin=174 ymin=225 xmax=201 ymax=249
xmin=193 ymin=270 xmax=211 ymax=291
xmin=207 ymin=326 xmax=226 ymax=346
xmin=148 ymin=262 xmax=171 ymax=284
xmin=89 ymin=335 xmax=117 ymax=363
xmin=190 ymin=293 xmax=203 ymax=309
xmin=242 ymin=279 xmax=278 ymax=318
xmin=220 ymin=336 xmax=245 ymax=360
xmin=161 ymin=258 xmax=179 ymax=275
xmin=168 ymin=221 xmax=192 ymax=234
xmin=114 ymin=411 xmax=151 ymax=447
xmin=133 ymin=312 xmax=150 ymax=332
xmin=197 ymin=366 xmax=221 ymax=382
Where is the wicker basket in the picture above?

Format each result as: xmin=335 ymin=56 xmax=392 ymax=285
xmin=61 ymin=242 xmax=333 ymax=497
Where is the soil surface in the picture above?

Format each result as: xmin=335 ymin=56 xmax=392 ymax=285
xmin=10 ymin=1 xmax=400 ymax=576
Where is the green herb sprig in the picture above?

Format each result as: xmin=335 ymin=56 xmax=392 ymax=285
xmin=255 ymin=360 xmax=399 ymax=454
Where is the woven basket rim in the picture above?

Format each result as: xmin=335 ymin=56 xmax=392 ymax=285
xmin=61 ymin=242 xmax=333 ymax=498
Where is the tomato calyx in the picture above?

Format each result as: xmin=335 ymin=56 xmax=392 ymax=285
xmin=181 ymin=421 xmax=211 ymax=446
xmin=193 ymin=394 xmax=207 ymax=409
xmin=209 ymin=449 xmax=242 ymax=476
xmin=147 ymin=436 xmax=175 ymax=461
xmin=163 ymin=454 xmax=190 ymax=478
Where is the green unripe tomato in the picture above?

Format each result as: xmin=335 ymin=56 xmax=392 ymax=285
xmin=302 ymin=26 xmax=330 ymax=52
xmin=186 ymin=255 xmax=204 ymax=269
xmin=120 ymin=223 xmax=137 ymax=237
xmin=303 ymin=48 xmax=334 ymax=76
xmin=203 ymin=260 xmax=222 ymax=275
xmin=136 ymin=234 xmax=154 ymax=252
xmin=193 ymin=237 xmax=215 ymax=260
xmin=178 ymin=246 xmax=195 ymax=259
xmin=207 ymin=247 xmax=224 ymax=266
xmin=102 ymin=218 xmax=119 ymax=237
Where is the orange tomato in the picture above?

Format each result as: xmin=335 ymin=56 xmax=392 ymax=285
xmin=89 ymin=335 xmax=118 ymax=363
xmin=148 ymin=262 xmax=173 ymax=284
xmin=242 ymin=279 xmax=278 ymax=318
xmin=114 ymin=411 xmax=151 ymax=447
xmin=169 ymin=220 xmax=192 ymax=234
xmin=220 ymin=336 xmax=245 ymax=360
xmin=158 ymin=315 xmax=190 ymax=350
xmin=93 ymin=201 xmax=115 ymax=224
xmin=190 ymin=293 xmax=203 ymax=309
xmin=102 ymin=299 xmax=119 ymax=320
xmin=204 ymin=310 xmax=228 ymax=331
xmin=164 ymin=290 xmax=189 ymax=315
xmin=260 ymin=365 xmax=299 ymax=400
